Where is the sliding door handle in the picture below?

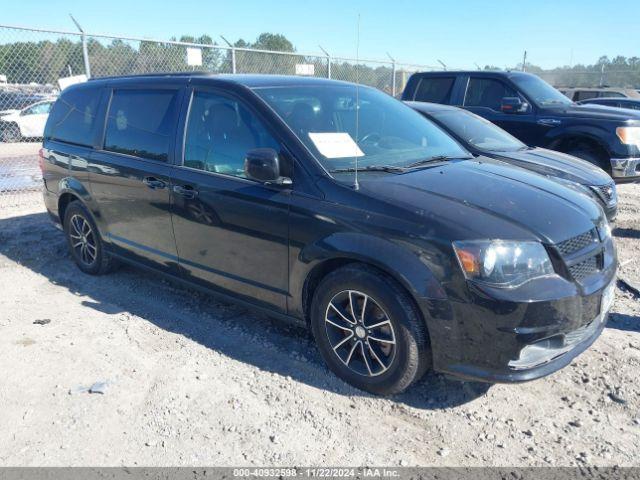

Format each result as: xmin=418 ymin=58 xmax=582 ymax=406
xmin=173 ymin=184 xmax=198 ymax=199
xmin=143 ymin=176 xmax=167 ymax=189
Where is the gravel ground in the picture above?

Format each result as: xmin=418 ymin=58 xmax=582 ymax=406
xmin=0 ymin=184 xmax=638 ymax=467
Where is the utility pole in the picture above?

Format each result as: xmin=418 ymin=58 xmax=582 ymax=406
xmin=220 ymin=35 xmax=236 ymax=74
xmin=69 ymin=14 xmax=90 ymax=78
xmin=599 ymin=63 xmax=606 ymax=87
xmin=522 ymin=50 xmax=527 ymax=72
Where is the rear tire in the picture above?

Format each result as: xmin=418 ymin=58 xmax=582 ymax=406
xmin=63 ymin=201 xmax=117 ymax=275
xmin=310 ymin=264 xmax=431 ymax=395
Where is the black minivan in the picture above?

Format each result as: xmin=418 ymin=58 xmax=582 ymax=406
xmin=41 ymin=74 xmax=616 ymax=395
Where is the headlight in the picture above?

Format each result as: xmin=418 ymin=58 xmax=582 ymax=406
xmin=616 ymin=126 xmax=640 ymax=147
xmin=453 ymin=240 xmax=554 ymax=287
xmin=597 ymin=219 xmax=612 ymax=242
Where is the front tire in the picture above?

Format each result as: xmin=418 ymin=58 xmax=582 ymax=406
xmin=566 ymin=147 xmax=610 ymax=174
xmin=310 ymin=264 xmax=431 ymax=395
xmin=63 ymin=201 xmax=117 ymax=275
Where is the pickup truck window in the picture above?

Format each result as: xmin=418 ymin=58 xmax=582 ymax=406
xmin=511 ymin=75 xmax=572 ymax=107
xmin=464 ymin=78 xmax=518 ymax=111
xmin=413 ymin=77 xmax=455 ymax=103
xmin=104 ymin=89 xmax=179 ymax=162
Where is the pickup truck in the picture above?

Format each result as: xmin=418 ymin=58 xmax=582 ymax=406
xmin=402 ymin=71 xmax=640 ymax=182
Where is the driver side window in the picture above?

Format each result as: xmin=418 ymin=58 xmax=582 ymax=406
xmin=464 ymin=78 xmax=518 ymax=111
xmin=184 ymin=91 xmax=280 ymax=179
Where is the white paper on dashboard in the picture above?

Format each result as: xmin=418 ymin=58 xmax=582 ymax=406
xmin=308 ymin=132 xmax=365 ymax=159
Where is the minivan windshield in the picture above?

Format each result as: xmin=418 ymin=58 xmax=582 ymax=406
xmin=432 ymin=109 xmax=528 ymax=152
xmin=511 ymin=75 xmax=573 ymax=107
xmin=254 ymin=85 xmax=470 ymax=173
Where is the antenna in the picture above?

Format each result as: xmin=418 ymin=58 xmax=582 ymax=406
xmin=353 ymin=14 xmax=361 ymax=191
xmin=437 ymin=59 xmax=447 ymax=71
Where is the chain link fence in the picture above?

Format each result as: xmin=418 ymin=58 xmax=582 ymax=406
xmin=2 ymin=24 xmax=638 ymax=208
xmin=0 ymin=24 xmax=434 ymax=207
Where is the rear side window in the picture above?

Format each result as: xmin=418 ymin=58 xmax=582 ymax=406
xmin=104 ymin=89 xmax=179 ymax=162
xmin=45 ymin=88 xmax=100 ymax=147
xmin=413 ymin=77 xmax=455 ymax=103
xmin=600 ymin=91 xmax=625 ymax=98
xmin=464 ymin=78 xmax=518 ymax=111
xmin=575 ymin=91 xmax=598 ymax=101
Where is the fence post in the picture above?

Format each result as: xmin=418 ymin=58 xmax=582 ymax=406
xmin=69 ymin=14 xmax=91 ymax=78
xmin=386 ymin=53 xmax=396 ymax=96
xmin=391 ymin=61 xmax=397 ymax=96
xmin=319 ymin=46 xmax=331 ymax=79
xmin=231 ymin=47 xmax=237 ymax=74
xmin=81 ymin=34 xmax=91 ymax=78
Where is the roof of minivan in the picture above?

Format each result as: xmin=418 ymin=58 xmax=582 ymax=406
xmin=86 ymin=73 xmax=356 ymax=88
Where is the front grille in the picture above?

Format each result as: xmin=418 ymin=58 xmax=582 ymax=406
xmin=590 ymin=182 xmax=617 ymax=207
xmin=568 ymin=255 xmax=600 ymax=281
xmin=556 ymin=229 xmax=597 ymax=256
xmin=555 ymin=229 xmax=603 ymax=283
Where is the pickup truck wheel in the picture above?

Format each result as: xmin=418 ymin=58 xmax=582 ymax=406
xmin=566 ymin=148 xmax=610 ymax=174
xmin=0 ymin=124 xmax=21 ymax=143
xmin=310 ymin=264 xmax=431 ymax=395
xmin=63 ymin=201 xmax=117 ymax=275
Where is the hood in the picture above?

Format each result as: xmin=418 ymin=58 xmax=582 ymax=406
xmin=492 ymin=148 xmax=612 ymax=186
xmin=357 ymin=158 xmax=601 ymax=245
xmin=549 ymin=103 xmax=640 ymax=123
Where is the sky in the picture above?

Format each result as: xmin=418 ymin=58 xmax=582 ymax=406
xmin=3 ymin=0 xmax=640 ymax=69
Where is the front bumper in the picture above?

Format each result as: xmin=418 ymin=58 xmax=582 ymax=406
xmin=423 ymin=261 xmax=616 ymax=384
xmin=610 ymin=157 xmax=640 ymax=182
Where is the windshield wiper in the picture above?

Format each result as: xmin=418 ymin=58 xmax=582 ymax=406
xmin=406 ymin=155 xmax=471 ymax=169
xmin=330 ymin=165 xmax=406 ymax=174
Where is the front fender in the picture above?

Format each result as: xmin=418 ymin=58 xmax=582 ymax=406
xmin=544 ymin=124 xmax=613 ymax=155
xmin=289 ymin=231 xmax=447 ymax=320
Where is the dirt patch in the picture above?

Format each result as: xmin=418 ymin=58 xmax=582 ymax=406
xmin=0 ymin=186 xmax=638 ymax=466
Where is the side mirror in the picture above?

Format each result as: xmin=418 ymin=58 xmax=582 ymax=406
xmin=501 ymin=97 xmax=530 ymax=114
xmin=244 ymin=148 xmax=292 ymax=186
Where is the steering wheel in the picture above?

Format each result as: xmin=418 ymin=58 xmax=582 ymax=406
xmin=358 ymin=132 xmax=382 ymax=147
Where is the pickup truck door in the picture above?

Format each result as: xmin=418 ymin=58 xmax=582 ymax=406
xmin=461 ymin=76 xmax=542 ymax=146
xmin=169 ymin=87 xmax=290 ymax=313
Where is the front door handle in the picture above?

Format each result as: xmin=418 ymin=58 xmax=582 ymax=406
xmin=143 ymin=176 xmax=167 ymax=189
xmin=173 ymin=184 xmax=198 ymax=199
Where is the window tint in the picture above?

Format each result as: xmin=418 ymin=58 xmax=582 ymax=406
xmin=45 ymin=88 xmax=100 ymax=147
xmin=464 ymin=78 xmax=518 ymax=110
xmin=104 ymin=89 xmax=178 ymax=162
xmin=184 ymin=91 xmax=280 ymax=178
xmin=413 ymin=77 xmax=455 ymax=103
xmin=600 ymin=91 xmax=625 ymax=98
xmin=575 ymin=91 xmax=599 ymax=101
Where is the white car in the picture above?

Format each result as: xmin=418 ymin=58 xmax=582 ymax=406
xmin=0 ymin=99 xmax=56 ymax=142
